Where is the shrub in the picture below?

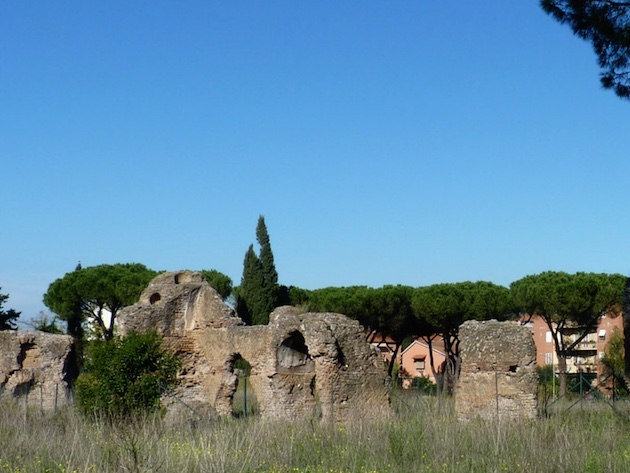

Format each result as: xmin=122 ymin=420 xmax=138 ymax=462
xmin=75 ymin=331 xmax=180 ymax=418
xmin=409 ymin=375 xmax=437 ymax=394
xmin=28 ymin=311 xmax=65 ymax=334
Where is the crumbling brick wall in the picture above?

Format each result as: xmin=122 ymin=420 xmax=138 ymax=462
xmin=0 ymin=331 xmax=75 ymax=410
xmin=118 ymin=271 xmax=389 ymax=421
xmin=455 ymin=319 xmax=538 ymax=421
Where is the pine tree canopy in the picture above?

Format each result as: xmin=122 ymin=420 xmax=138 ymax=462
xmin=541 ymin=0 xmax=630 ymax=99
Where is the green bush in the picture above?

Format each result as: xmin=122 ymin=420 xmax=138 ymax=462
xmin=75 ymin=331 xmax=180 ymax=418
xmin=409 ymin=375 xmax=437 ymax=394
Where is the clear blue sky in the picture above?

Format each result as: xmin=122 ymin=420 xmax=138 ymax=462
xmin=2 ymin=2 xmax=628 ymax=323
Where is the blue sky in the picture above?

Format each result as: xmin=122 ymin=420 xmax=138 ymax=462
xmin=1 ymin=2 xmax=628 ymax=323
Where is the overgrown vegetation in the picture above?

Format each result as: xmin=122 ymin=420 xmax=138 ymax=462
xmin=201 ymin=269 xmax=233 ymax=300
xmin=75 ymin=331 xmax=180 ymax=419
xmin=3 ymin=394 xmax=630 ymax=472
xmin=602 ymin=327 xmax=629 ymax=397
xmin=27 ymin=311 xmax=64 ymax=334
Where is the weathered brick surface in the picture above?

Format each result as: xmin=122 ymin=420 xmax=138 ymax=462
xmin=118 ymin=271 xmax=389 ymax=421
xmin=456 ymin=320 xmax=538 ymax=421
xmin=0 ymin=331 xmax=75 ymax=410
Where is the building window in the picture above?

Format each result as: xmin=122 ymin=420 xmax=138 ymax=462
xmin=414 ymin=358 xmax=426 ymax=372
xmin=545 ymin=331 xmax=552 ymax=343
xmin=599 ymin=352 xmax=605 ymax=360
xmin=598 ymin=329 xmax=606 ymax=341
xmin=545 ymin=353 xmax=553 ymax=365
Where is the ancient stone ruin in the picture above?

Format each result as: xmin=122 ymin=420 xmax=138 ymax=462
xmin=0 ymin=330 xmax=76 ymax=410
xmin=118 ymin=271 xmax=389 ymax=421
xmin=455 ymin=319 xmax=538 ymax=421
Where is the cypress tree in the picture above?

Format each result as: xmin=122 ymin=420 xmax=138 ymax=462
xmin=256 ymin=215 xmax=279 ymax=289
xmin=236 ymin=216 xmax=280 ymax=325
xmin=236 ymin=244 xmax=268 ymax=325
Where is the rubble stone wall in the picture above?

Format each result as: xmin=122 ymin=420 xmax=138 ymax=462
xmin=456 ymin=319 xmax=538 ymax=421
xmin=0 ymin=331 xmax=75 ymax=410
xmin=118 ymin=271 xmax=389 ymax=421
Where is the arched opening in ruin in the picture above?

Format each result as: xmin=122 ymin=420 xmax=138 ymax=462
xmin=228 ymin=353 xmax=258 ymax=417
xmin=173 ymin=272 xmax=193 ymax=285
xmin=274 ymin=331 xmax=318 ymax=417
xmin=277 ymin=331 xmax=313 ymax=371
xmin=149 ymin=293 xmax=161 ymax=305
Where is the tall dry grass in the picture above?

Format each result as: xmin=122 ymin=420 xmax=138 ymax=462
xmin=1 ymin=392 xmax=630 ymax=473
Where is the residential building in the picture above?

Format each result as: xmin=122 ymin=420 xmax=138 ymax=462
xmin=523 ymin=313 xmax=623 ymax=381
xmin=368 ymin=333 xmax=447 ymax=387
xmin=399 ymin=337 xmax=447 ymax=387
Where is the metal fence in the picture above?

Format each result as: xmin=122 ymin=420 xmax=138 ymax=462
xmin=539 ymin=371 xmax=630 ymax=419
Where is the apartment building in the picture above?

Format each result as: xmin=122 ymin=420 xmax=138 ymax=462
xmin=523 ymin=313 xmax=623 ymax=376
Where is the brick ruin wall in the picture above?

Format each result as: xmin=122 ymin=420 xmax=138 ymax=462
xmin=0 ymin=331 xmax=75 ymax=411
xmin=456 ymin=319 xmax=538 ymax=421
xmin=118 ymin=271 xmax=390 ymax=422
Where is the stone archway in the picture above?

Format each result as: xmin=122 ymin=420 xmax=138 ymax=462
xmin=277 ymin=331 xmax=312 ymax=372
xmin=232 ymin=354 xmax=258 ymax=417
xmin=272 ymin=331 xmax=318 ymax=418
xmin=215 ymin=353 xmax=259 ymax=417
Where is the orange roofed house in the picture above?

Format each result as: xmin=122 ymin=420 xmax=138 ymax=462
xmin=368 ymin=333 xmax=446 ymax=387
xmin=399 ymin=337 xmax=447 ymax=388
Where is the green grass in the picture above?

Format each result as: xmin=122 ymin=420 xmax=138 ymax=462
xmin=1 ymin=393 xmax=630 ymax=473
xmin=233 ymin=375 xmax=259 ymax=417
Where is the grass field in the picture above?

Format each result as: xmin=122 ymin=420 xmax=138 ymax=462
xmin=1 ymin=391 xmax=630 ymax=473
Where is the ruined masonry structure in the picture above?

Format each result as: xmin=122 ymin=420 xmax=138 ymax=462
xmin=118 ymin=271 xmax=389 ymax=421
xmin=0 ymin=331 xmax=75 ymax=410
xmin=456 ymin=319 xmax=538 ymax=421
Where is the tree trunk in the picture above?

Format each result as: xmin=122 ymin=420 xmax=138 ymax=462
xmin=441 ymin=334 xmax=459 ymax=394
xmin=387 ymin=340 xmax=402 ymax=378
xmin=558 ymin=354 xmax=568 ymax=396
xmin=426 ymin=337 xmax=435 ymax=374
xmin=422 ymin=335 xmax=441 ymax=395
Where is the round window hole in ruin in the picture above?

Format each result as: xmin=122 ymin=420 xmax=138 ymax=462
xmin=149 ymin=293 xmax=161 ymax=305
xmin=277 ymin=331 xmax=311 ymax=369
